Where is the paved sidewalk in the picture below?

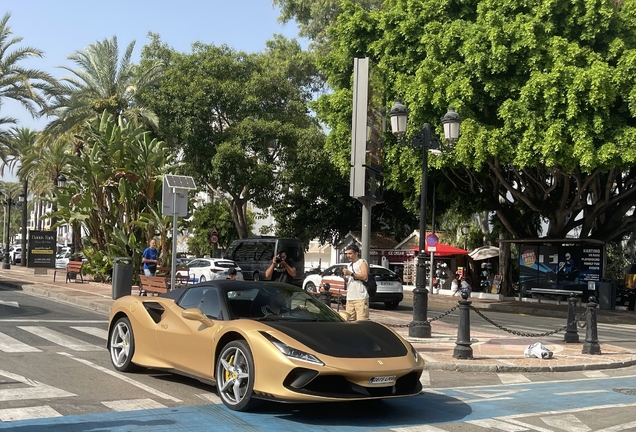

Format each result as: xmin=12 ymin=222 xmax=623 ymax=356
xmin=1 ymin=265 xmax=635 ymax=373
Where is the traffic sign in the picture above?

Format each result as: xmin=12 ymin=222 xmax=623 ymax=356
xmin=426 ymin=233 xmax=439 ymax=247
xmin=209 ymin=227 xmax=219 ymax=245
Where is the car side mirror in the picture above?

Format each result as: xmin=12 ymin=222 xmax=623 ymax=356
xmin=182 ymin=308 xmax=215 ymax=327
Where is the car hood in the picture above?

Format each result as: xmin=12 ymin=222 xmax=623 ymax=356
xmin=264 ymin=321 xmax=408 ymax=358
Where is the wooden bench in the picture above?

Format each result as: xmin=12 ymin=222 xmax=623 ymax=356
xmin=155 ymin=266 xmax=190 ymax=288
xmin=54 ymin=261 xmax=85 ymax=284
xmin=139 ymin=274 xmax=170 ymax=296
xmin=528 ymin=288 xmax=583 ymax=305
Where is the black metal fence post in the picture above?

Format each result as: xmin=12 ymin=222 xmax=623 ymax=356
xmin=582 ymin=297 xmax=601 ymax=355
xmin=564 ymin=293 xmax=579 ymax=343
xmin=453 ymin=291 xmax=473 ymax=359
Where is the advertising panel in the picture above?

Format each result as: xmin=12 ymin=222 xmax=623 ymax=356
xmin=27 ymin=230 xmax=56 ymax=268
xmin=518 ymin=243 xmax=603 ymax=297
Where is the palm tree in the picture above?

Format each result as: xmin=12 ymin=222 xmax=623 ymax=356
xmin=0 ymin=127 xmax=39 ymax=264
xmin=0 ymin=13 xmax=56 ymax=122
xmin=44 ymin=36 xmax=164 ymax=136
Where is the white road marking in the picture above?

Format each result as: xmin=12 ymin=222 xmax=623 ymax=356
xmin=0 ymin=370 xmax=75 ymax=402
xmin=0 ymin=300 xmax=19 ymax=308
xmin=502 ymin=418 xmax=558 ymax=432
xmin=419 ymin=371 xmax=430 ymax=387
xmin=447 ymin=396 xmax=513 ymax=404
xmin=102 ymin=398 xmax=167 ymax=411
xmin=582 ymin=370 xmax=608 ymax=378
xmin=58 ymin=352 xmax=182 ymax=402
xmin=540 ymin=414 xmax=591 ymax=432
xmin=596 ymin=421 xmax=636 ymax=431
xmin=18 ymin=326 xmax=102 ymax=351
xmin=0 ymin=405 xmax=61 ymax=421
xmin=391 ymin=425 xmax=448 ymax=431
xmin=555 ymin=390 xmax=608 ymax=396
xmin=498 ymin=373 xmax=531 ymax=384
xmin=196 ymin=393 xmax=222 ymax=404
xmin=71 ymin=326 xmax=108 ymax=340
xmin=453 ymin=388 xmax=531 ymax=400
xmin=466 ymin=419 xmax=530 ymax=431
xmin=0 ymin=319 xmax=107 ymax=323
xmin=0 ymin=331 xmax=41 ymax=352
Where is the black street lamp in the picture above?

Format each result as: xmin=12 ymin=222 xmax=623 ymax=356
xmin=390 ymin=100 xmax=461 ymax=338
xmin=2 ymin=194 xmax=18 ymax=270
xmin=19 ymin=192 xmax=26 ymax=267
xmin=462 ymin=223 xmax=470 ymax=251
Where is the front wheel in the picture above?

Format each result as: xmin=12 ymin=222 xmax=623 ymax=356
xmin=109 ymin=317 xmax=140 ymax=372
xmin=253 ymin=272 xmax=260 ymax=281
xmin=216 ymin=340 xmax=258 ymax=411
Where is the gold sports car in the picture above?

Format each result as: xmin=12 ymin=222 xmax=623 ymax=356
xmin=107 ymin=280 xmax=425 ymax=411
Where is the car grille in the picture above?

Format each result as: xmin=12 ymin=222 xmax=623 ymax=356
xmin=283 ymin=368 xmax=421 ymax=398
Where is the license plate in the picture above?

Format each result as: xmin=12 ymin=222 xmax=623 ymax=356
xmin=369 ymin=375 xmax=396 ymax=384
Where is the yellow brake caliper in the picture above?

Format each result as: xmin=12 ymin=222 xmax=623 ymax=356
xmin=225 ymin=354 xmax=235 ymax=389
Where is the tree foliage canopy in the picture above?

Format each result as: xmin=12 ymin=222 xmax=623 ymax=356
xmin=313 ymin=0 xmax=636 ymax=241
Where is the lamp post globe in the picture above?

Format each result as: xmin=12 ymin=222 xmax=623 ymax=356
xmin=390 ymin=100 xmax=461 ymax=338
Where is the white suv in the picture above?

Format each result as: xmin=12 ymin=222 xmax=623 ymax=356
xmin=8 ymin=246 xmax=22 ymax=264
xmin=302 ymin=263 xmax=403 ymax=309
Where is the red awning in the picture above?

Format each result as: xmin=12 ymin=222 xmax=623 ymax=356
xmin=411 ymin=244 xmax=469 ymax=256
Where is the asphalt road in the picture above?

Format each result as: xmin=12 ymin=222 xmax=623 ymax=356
xmin=2 ymin=287 xmax=636 ymax=431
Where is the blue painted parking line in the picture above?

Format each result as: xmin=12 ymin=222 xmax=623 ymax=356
xmin=2 ymin=376 xmax=636 ymax=431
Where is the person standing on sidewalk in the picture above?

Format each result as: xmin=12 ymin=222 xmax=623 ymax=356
xmin=142 ymin=239 xmax=160 ymax=276
xmin=341 ymin=244 xmax=369 ymax=321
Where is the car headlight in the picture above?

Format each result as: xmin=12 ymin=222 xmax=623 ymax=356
xmin=261 ymin=333 xmax=324 ymax=366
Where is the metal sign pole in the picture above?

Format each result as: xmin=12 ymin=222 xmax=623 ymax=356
xmin=171 ymin=188 xmax=178 ymax=290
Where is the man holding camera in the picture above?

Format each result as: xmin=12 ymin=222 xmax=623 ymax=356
xmin=265 ymin=249 xmax=297 ymax=285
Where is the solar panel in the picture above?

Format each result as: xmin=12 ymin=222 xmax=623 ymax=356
xmin=164 ymin=175 xmax=196 ymax=190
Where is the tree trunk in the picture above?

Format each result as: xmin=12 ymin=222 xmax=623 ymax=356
xmin=499 ymin=232 xmax=514 ymax=297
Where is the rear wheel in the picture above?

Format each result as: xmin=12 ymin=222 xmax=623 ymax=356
xmin=200 ymin=275 xmax=206 ymax=282
xmin=216 ymin=340 xmax=258 ymax=411
xmin=385 ymin=301 xmax=399 ymax=310
xmin=305 ymin=282 xmax=317 ymax=293
xmin=253 ymin=272 xmax=260 ymax=281
xmin=109 ymin=317 xmax=140 ymax=372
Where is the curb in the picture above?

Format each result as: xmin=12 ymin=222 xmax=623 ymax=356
xmin=421 ymin=358 xmax=636 ymax=373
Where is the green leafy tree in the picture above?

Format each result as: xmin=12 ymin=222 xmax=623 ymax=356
xmin=0 ymin=13 xmax=56 ymax=122
xmin=139 ymin=35 xmax=324 ymax=239
xmin=186 ymin=199 xmax=254 ymax=257
xmin=53 ymin=112 xmax=175 ymax=281
xmin=313 ymin=0 xmax=636 ymax=246
xmin=44 ymin=36 xmax=164 ymax=137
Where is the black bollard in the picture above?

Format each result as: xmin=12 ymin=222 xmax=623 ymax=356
xmin=320 ymin=283 xmax=332 ymax=306
xmin=453 ymin=291 xmax=473 ymax=359
xmin=563 ymin=293 xmax=579 ymax=343
xmin=582 ymin=296 xmax=601 ymax=355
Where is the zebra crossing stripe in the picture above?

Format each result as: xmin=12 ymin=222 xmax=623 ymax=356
xmin=0 ymin=405 xmax=62 ymax=421
xmin=419 ymin=371 xmax=431 ymax=387
xmin=18 ymin=326 xmax=102 ymax=351
xmin=196 ymin=392 xmax=222 ymax=404
xmin=466 ymin=419 xmax=530 ymax=431
xmin=0 ymin=331 xmax=42 ymax=353
xmin=70 ymin=326 xmax=108 ymax=340
xmin=102 ymin=398 xmax=167 ymax=412
xmin=0 ymin=370 xmax=75 ymax=402
xmin=498 ymin=374 xmax=531 ymax=384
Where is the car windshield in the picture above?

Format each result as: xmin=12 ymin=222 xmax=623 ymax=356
xmin=226 ymin=283 xmax=342 ymax=322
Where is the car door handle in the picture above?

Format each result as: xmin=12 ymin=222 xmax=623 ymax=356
xmin=161 ymin=324 xmax=168 ymax=329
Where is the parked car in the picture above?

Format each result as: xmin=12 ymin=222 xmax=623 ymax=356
xmin=176 ymin=258 xmax=244 ymax=283
xmin=56 ymin=251 xmax=72 ymax=268
xmin=8 ymin=246 xmax=22 ymax=264
xmin=303 ymin=263 xmax=404 ymax=309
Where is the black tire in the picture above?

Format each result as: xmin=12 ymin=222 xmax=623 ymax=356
xmin=109 ymin=317 xmax=140 ymax=372
xmin=200 ymin=275 xmax=207 ymax=282
xmin=385 ymin=301 xmax=399 ymax=310
xmin=216 ymin=340 xmax=258 ymax=411
xmin=305 ymin=282 xmax=317 ymax=293
xmin=253 ymin=272 xmax=260 ymax=281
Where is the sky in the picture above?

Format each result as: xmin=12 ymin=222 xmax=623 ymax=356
xmin=1 ymin=0 xmax=306 ymax=181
